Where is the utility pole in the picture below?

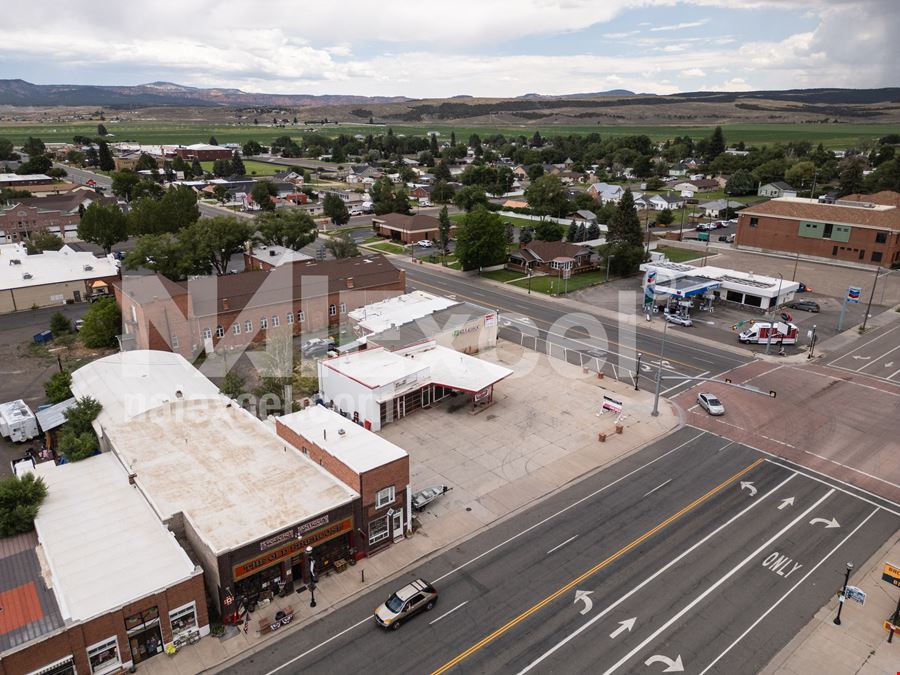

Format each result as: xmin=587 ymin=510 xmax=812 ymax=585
xmin=765 ymin=273 xmax=784 ymax=355
xmin=833 ymin=562 xmax=853 ymax=625
xmin=861 ymin=266 xmax=881 ymax=332
xmin=807 ymin=324 xmax=818 ymax=360
xmin=791 ymin=250 xmax=800 ymax=281
xmin=651 ymin=324 xmax=669 ymax=417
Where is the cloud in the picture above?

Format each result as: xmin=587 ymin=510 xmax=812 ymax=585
xmin=681 ymin=68 xmax=707 ymax=77
xmin=650 ymin=19 xmax=709 ymax=31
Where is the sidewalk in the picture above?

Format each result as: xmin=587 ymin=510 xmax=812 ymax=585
xmin=762 ymin=526 xmax=900 ymax=675
xmin=139 ymin=347 xmax=680 ymax=675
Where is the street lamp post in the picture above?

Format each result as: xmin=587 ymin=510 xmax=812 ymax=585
xmin=861 ymin=266 xmax=881 ymax=333
xmin=306 ymin=545 xmax=317 ymax=608
xmin=765 ymin=273 xmax=784 ymax=356
xmin=833 ymin=562 xmax=853 ymax=625
xmin=605 ymin=254 xmax=614 ymax=283
xmin=807 ymin=324 xmax=818 ymax=359
xmin=651 ymin=323 xmax=669 ymax=417
xmin=634 ymin=352 xmax=642 ymax=391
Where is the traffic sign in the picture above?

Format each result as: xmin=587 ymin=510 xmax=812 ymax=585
xmin=882 ymin=562 xmax=900 ymax=587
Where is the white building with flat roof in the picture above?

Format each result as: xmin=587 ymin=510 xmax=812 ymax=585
xmin=348 ymin=290 xmax=458 ymax=335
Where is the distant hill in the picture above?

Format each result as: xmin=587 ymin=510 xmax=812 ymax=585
xmin=0 ymin=79 xmax=410 ymax=108
xmin=519 ymin=89 xmax=637 ymax=99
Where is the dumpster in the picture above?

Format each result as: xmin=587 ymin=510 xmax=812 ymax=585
xmin=33 ymin=330 xmax=53 ymax=344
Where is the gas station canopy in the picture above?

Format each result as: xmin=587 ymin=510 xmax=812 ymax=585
xmin=651 ymin=275 xmax=720 ymax=298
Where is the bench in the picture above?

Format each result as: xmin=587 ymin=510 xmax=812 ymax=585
xmin=257 ymin=606 xmax=294 ymax=636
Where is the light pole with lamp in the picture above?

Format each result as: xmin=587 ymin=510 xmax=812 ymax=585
xmin=634 ymin=352 xmax=642 ymax=391
xmin=651 ymin=322 xmax=669 ymax=417
xmin=605 ymin=253 xmax=614 ymax=283
xmin=305 ymin=545 xmax=317 ymax=608
xmin=833 ymin=562 xmax=853 ymax=625
xmin=765 ymin=273 xmax=784 ymax=356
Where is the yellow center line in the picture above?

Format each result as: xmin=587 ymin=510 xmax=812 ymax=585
xmin=407 ymin=275 xmax=702 ymax=372
xmin=430 ymin=457 xmax=765 ymax=675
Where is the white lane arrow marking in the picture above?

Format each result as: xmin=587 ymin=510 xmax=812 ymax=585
xmin=574 ymin=590 xmax=593 ymax=615
xmin=886 ymin=361 xmax=894 ymax=368
xmin=740 ymin=481 xmax=757 ymax=497
xmin=809 ymin=517 xmax=840 ymax=529
xmin=641 ymin=364 xmax=652 ymax=372
xmin=851 ymin=355 xmax=871 ymax=360
xmin=644 ymin=654 xmax=684 ymax=672
xmin=778 ymin=497 xmax=795 ymax=510
xmin=609 ymin=617 xmax=636 ymax=639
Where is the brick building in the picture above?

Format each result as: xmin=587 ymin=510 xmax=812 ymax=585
xmin=276 ymin=406 xmax=411 ymax=553
xmin=115 ymin=254 xmax=406 ymax=358
xmin=0 ymin=192 xmax=116 ymax=243
xmin=372 ymin=213 xmax=450 ymax=244
xmin=173 ymin=144 xmax=233 ymax=161
xmin=0 ymin=454 xmax=208 ymax=674
xmin=506 ymin=240 xmax=597 ymax=276
xmin=736 ymin=192 xmax=900 ymax=267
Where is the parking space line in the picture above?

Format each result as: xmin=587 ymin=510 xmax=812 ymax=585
xmin=429 ymin=601 xmax=469 ymax=626
xmin=698 ymin=507 xmax=880 ymax=675
xmin=515 ymin=469 xmax=797 ymax=675
xmin=598 ymin=488 xmax=835 ymax=675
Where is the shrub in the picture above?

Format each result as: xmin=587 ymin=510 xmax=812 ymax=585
xmin=44 ymin=370 xmax=73 ymax=403
xmin=0 ymin=474 xmax=48 ymax=536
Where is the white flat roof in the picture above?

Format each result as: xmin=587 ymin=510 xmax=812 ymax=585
xmin=71 ymin=351 xmax=222 ymax=429
xmin=321 ymin=347 xmax=428 ymax=389
xmin=33 ymin=454 xmax=196 ymax=621
xmin=0 ymin=173 xmax=52 ymax=182
xmin=249 ymin=244 xmax=313 ymax=267
xmin=399 ymin=343 xmax=513 ymax=393
xmin=277 ymin=406 xmax=407 ymax=474
xmin=104 ymin=398 xmax=358 ymax=554
xmin=0 ymin=244 xmax=119 ymax=292
xmin=349 ymin=290 xmax=459 ymax=334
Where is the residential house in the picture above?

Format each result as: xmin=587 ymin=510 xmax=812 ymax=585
xmin=698 ymin=199 xmax=745 ymax=218
xmin=410 ymin=185 xmax=433 ymax=204
xmin=644 ymin=194 xmax=685 ymax=211
xmin=347 ymin=164 xmax=383 ymax=185
xmin=273 ymin=170 xmax=304 ymax=185
xmin=758 ymin=181 xmax=798 ymax=199
xmin=673 ymin=179 xmax=719 ymax=195
xmin=567 ymin=210 xmax=598 ymax=224
xmin=506 ymin=240 xmax=597 ymax=276
xmin=586 ymin=182 xmax=625 ymax=204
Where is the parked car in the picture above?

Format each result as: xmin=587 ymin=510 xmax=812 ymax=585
xmin=717 ymin=233 xmax=735 ymax=243
xmin=697 ymin=392 xmax=725 ymax=416
xmin=301 ymin=338 xmax=336 ymax=357
xmin=374 ymin=579 xmax=438 ymax=630
xmin=663 ymin=313 xmax=693 ymax=327
xmin=787 ymin=300 xmax=820 ymax=313
xmin=415 ymin=240 xmax=433 ymax=248
xmin=798 ymin=282 xmax=812 ymax=293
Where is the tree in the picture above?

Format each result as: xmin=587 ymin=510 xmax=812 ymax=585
xmin=111 ymin=170 xmax=141 ymax=200
xmin=79 ymin=297 xmax=121 ymax=348
xmin=607 ymin=240 xmax=646 ymax=277
xmin=519 ymin=226 xmax=533 ymax=244
xmin=527 ymin=164 xmax=545 ymax=181
xmin=838 ymin=160 xmax=865 ymax=196
xmin=256 ymin=209 xmax=318 ymax=250
xmin=534 ymin=219 xmax=565 ymax=242
xmin=454 ymin=206 xmax=507 ymax=271
xmin=785 ymin=161 xmax=817 ymax=191
xmin=50 ymin=312 xmax=72 ymax=336
xmin=438 ymin=206 xmax=452 ymax=257
xmin=66 ymin=149 xmax=85 ymax=165
xmin=209 ymin=136 xmax=219 ymax=146
xmin=452 ymin=185 xmax=488 ymax=212
xmin=124 ymin=234 xmax=192 ymax=279
xmin=22 ymin=137 xmax=45 ymax=157
xmin=725 ymin=168 xmax=757 ymax=196
xmin=97 ymin=123 xmax=108 ymax=136
xmin=0 ymin=137 xmax=15 ymax=160
xmin=607 ymin=188 xmax=642 ymax=247
xmin=220 ymin=371 xmax=245 ymax=399
xmin=212 ymin=184 xmax=229 ymax=202
xmin=97 ymin=140 xmax=115 ymax=171
xmin=433 ymin=161 xmax=452 ymax=182
xmin=243 ymin=140 xmax=262 ymax=156
xmin=391 ymin=186 xmax=412 ymax=215
xmin=185 ymin=216 xmax=255 ymax=275
xmin=752 ymin=159 xmax=787 ymax=186
xmin=134 ymin=153 xmax=158 ymax=172
xmin=16 ymin=154 xmax=52 ymax=175
xmin=25 ymin=231 xmax=64 ymax=254
xmin=127 ymin=186 xmax=199 ymax=235
xmin=0 ymin=473 xmax=48 ymax=536
xmin=567 ymin=221 xmax=579 ymax=242
xmin=657 ymin=208 xmax=675 ymax=227
xmin=707 ymin=126 xmax=726 ymax=161
xmin=57 ymin=428 xmax=98 ymax=462
xmin=587 ymin=222 xmax=600 ymax=240
xmin=323 ymin=193 xmax=350 ymax=226
xmin=44 ymin=370 xmax=73 ymax=403
xmin=62 ymin=396 xmax=103 ymax=435
xmin=431 ymin=179 xmax=455 ymax=204
xmin=525 ymin=174 xmax=569 ymax=217
xmin=251 ymin=181 xmax=277 ymax=210
xmin=324 ymin=231 xmax=360 ymax=259
xmin=191 ymin=157 xmax=203 ymax=177
xmin=78 ymin=202 xmax=127 ymax=254
xmin=231 ymin=151 xmax=246 ymax=176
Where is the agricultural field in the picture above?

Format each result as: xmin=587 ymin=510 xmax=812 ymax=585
xmin=0 ymin=120 xmax=895 ymax=149
xmin=199 ymin=159 xmax=280 ymax=176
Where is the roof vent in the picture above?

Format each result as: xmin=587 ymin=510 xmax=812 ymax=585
xmin=338 ymin=428 xmax=346 ymax=436
xmin=83 ymin=264 xmax=93 ymax=271
xmin=269 ymin=249 xmax=277 ymax=256
xmin=22 ymin=272 xmax=32 ymax=279
xmin=9 ymin=259 xmax=21 ymax=266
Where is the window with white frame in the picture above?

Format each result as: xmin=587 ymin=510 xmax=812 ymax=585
xmin=375 ymin=485 xmax=395 ymax=509
xmin=215 ymin=325 xmax=225 ymax=338
xmin=203 ymin=327 xmax=212 ymax=339
xmin=260 ymin=316 xmax=268 ymax=329
xmin=232 ymin=322 xmax=241 ymax=335
xmin=169 ymin=602 xmax=198 ymax=637
xmin=329 ymin=304 xmax=337 ymax=316
xmin=272 ymin=315 xmax=280 ymax=327
xmin=287 ymin=312 xmax=294 ymax=324
xmin=245 ymin=319 xmax=252 ymax=332
xmin=87 ymin=636 xmax=120 ymax=674
xmin=369 ymin=515 xmax=390 ymax=544
xmin=298 ymin=310 xmax=305 ymax=323
xmin=339 ymin=303 xmax=346 ymax=314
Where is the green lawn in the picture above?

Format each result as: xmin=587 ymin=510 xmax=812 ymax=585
xmin=367 ymin=241 xmax=406 ymax=255
xmin=510 ymin=269 xmax=607 ymax=294
xmin=654 ymin=246 xmax=704 ymax=263
xmin=0 ymin=120 xmax=893 ymax=149
xmin=201 ymin=159 xmax=281 ymax=176
xmin=450 ymin=213 xmax=538 ymax=228
xmin=480 ymin=269 xmax=526 ymax=283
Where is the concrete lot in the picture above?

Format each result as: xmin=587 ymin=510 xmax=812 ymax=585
xmin=378 ymin=341 xmax=679 ymax=526
xmin=672 ymin=359 xmax=900 ymax=503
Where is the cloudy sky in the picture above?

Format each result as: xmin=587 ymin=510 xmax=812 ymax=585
xmin=1 ymin=0 xmax=897 ymax=98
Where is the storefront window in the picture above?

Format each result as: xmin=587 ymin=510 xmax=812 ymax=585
xmin=369 ymin=516 xmax=389 ymax=544
xmin=169 ymin=602 xmax=198 ymax=637
xmin=26 ymin=656 xmax=76 ymax=675
xmin=87 ymin=636 xmax=120 ymax=674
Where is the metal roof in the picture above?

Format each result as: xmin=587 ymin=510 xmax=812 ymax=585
xmin=34 ymin=398 xmax=76 ymax=433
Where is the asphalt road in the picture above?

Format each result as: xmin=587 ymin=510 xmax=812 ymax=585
xmin=216 ymin=427 xmax=897 ymax=675
xmin=827 ymin=322 xmax=900 ymax=384
xmin=395 ymin=260 xmax=750 ymax=394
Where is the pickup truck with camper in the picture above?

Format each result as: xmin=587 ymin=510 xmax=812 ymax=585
xmin=738 ymin=321 xmax=798 ymax=345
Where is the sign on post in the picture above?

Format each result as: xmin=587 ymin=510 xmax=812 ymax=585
xmin=601 ymin=395 xmax=623 ymax=413
xmin=847 ymin=286 xmax=862 ymax=303
xmin=845 ymin=586 xmax=866 ymax=605
xmin=882 ymin=562 xmax=900 ymax=587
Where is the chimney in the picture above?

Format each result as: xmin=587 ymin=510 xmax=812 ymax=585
xmin=346 ymin=277 xmax=354 ymax=288
xmin=222 ymin=297 xmax=230 ymax=310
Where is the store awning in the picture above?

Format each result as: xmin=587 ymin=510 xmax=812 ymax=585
xmin=90 ymin=279 xmax=109 ymax=288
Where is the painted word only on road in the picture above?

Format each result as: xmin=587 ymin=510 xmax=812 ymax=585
xmin=761 ymin=551 xmax=803 ymax=579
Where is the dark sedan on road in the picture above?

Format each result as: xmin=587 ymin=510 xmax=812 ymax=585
xmin=787 ymin=300 xmax=820 ymax=313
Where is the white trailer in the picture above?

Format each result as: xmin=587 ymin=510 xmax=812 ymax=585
xmin=0 ymin=400 xmax=39 ymax=443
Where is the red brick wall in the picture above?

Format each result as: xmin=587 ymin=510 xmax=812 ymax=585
xmin=361 ymin=458 xmax=409 ymax=524
xmin=0 ymin=573 xmax=206 ymax=675
xmin=0 ymin=204 xmax=80 ymax=241
xmin=736 ymin=213 xmax=900 ymax=266
xmin=275 ymin=421 xmax=361 ymax=492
